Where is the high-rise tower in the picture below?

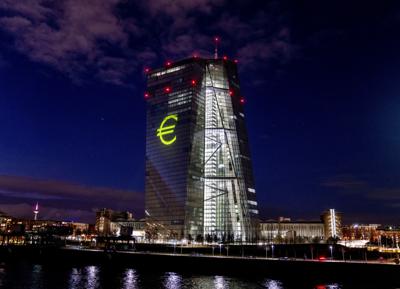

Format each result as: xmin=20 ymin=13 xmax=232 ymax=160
xmin=145 ymin=57 xmax=259 ymax=242
xmin=33 ymin=202 xmax=39 ymax=221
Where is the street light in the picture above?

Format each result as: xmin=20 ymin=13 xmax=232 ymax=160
xmin=219 ymin=243 xmax=222 ymax=256
xmin=329 ymin=245 xmax=333 ymax=259
xmin=271 ymin=244 xmax=275 ymax=258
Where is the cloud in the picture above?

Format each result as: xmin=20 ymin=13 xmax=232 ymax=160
xmin=321 ymin=175 xmax=369 ymax=191
xmin=0 ymin=0 xmax=294 ymax=85
xmin=143 ymin=0 xmax=224 ymax=17
xmin=162 ymin=33 xmax=211 ymax=59
xmin=0 ymin=0 xmax=137 ymax=85
xmin=237 ymin=28 xmax=293 ymax=68
xmin=0 ymin=175 xmax=143 ymax=202
xmin=322 ymin=174 xmax=400 ymax=209
xmin=367 ymin=188 xmax=400 ymax=201
xmin=0 ymin=175 xmax=144 ymax=221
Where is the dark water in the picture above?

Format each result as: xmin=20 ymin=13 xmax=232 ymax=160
xmin=0 ymin=261 xmax=347 ymax=289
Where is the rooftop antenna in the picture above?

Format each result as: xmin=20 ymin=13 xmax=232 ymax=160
xmin=214 ymin=36 xmax=220 ymax=59
xmin=33 ymin=202 xmax=39 ymax=221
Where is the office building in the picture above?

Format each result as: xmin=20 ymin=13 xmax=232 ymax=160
xmin=321 ymin=209 xmax=342 ymax=239
xmin=145 ymin=57 xmax=259 ymax=242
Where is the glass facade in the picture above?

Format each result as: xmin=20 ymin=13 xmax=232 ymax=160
xmin=145 ymin=58 xmax=259 ymax=242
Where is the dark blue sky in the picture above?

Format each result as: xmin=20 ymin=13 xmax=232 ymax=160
xmin=0 ymin=0 xmax=399 ymax=224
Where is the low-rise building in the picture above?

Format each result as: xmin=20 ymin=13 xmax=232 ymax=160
xmin=110 ymin=219 xmax=146 ymax=241
xmin=341 ymin=224 xmax=380 ymax=241
xmin=260 ymin=218 xmax=325 ymax=243
xmin=95 ymin=208 xmax=144 ymax=240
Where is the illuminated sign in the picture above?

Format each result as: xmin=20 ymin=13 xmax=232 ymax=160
xmin=156 ymin=114 xmax=178 ymax=145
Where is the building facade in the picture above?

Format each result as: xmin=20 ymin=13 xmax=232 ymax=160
xmin=110 ymin=219 xmax=146 ymax=241
xmin=321 ymin=209 xmax=342 ymax=239
xmin=145 ymin=57 xmax=259 ymax=242
xmin=341 ymin=224 xmax=381 ymax=241
xmin=260 ymin=219 xmax=325 ymax=243
xmin=95 ymin=208 xmax=134 ymax=236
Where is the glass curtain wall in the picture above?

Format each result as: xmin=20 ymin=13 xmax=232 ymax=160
xmin=203 ymin=61 xmax=251 ymax=242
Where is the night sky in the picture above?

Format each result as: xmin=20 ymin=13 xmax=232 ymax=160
xmin=0 ymin=1 xmax=399 ymax=224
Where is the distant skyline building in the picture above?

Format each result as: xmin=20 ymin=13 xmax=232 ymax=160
xmin=33 ymin=202 xmax=39 ymax=221
xmin=145 ymin=57 xmax=259 ymax=242
xmin=321 ymin=209 xmax=342 ymax=239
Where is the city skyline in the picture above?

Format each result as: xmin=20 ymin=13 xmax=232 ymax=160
xmin=1 ymin=1 xmax=400 ymax=225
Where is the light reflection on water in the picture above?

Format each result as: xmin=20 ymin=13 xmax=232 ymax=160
xmin=164 ymin=272 xmax=182 ymax=289
xmin=86 ymin=266 xmax=99 ymax=289
xmin=123 ymin=268 xmax=138 ymax=289
xmin=214 ymin=276 xmax=228 ymax=289
xmin=264 ymin=279 xmax=283 ymax=289
xmin=0 ymin=263 xmax=348 ymax=289
xmin=69 ymin=267 xmax=82 ymax=289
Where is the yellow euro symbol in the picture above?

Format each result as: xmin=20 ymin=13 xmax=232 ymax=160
xmin=156 ymin=114 xmax=178 ymax=145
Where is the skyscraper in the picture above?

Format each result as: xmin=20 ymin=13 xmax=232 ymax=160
xmin=145 ymin=57 xmax=259 ymax=242
xmin=33 ymin=202 xmax=39 ymax=221
xmin=321 ymin=209 xmax=342 ymax=240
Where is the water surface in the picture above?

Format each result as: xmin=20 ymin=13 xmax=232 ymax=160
xmin=0 ymin=261 xmax=355 ymax=289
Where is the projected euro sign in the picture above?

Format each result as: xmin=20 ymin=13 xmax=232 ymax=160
xmin=156 ymin=114 xmax=178 ymax=145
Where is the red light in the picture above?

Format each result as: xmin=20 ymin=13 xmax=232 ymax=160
xmin=166 ymin=61 xmax=172 ymax=67
xmin=318 ymin=256 xmax=326 ymax=261
xmin=164 ymin=87 xmax=171 ymax=93
xmin=144 ymin=92 xmax=150 ymax=99
xmin=223 ymin=55 xmax=228 ymax=60
xmin=214 ymin=37 xmax=219 ymax=42
xmin=193 ymin=54 xmax=198 ymax=58
xmin=144 ymin=67 xmax=151 ymax=73
xmin=240 ymin=97 xmax=245 ymax=104
xmin=191 ymin=80 xmax=197 ymax=86
xmin=234 ymin=59 xmax=238 ymax=63
xmin=229 ymin=90 xmax=233 ymax=96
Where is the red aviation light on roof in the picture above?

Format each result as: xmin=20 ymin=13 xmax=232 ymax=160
xmin=191 ymin=79 xmax=197 ymax=86
xmin=234 ymin=59 xmax=239 ymax=63
xmin=164 ymin=86 xmax=172 ymax=93
xmin=240 ymin=97 xmax=245 ymax=104
xmin=144 ymin=92 xmax=150 ymax=99
xmin=223 ymin=55 xmax=228 ymax=60
xmin=165 ymin=61 xmax=172 ymax=67
xmin=229 ymin=90 xmax=233 ymax=96
xmin=193 ymin=53 xmax=199 ymax=59
xmin=144 ymin=67 xmax=151 ymax=74
xmin=214 ymin=36 xmax=220 ymax=42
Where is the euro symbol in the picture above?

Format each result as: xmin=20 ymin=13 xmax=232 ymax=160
xmin=156 ymin=114 xmax=178 ymax=145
